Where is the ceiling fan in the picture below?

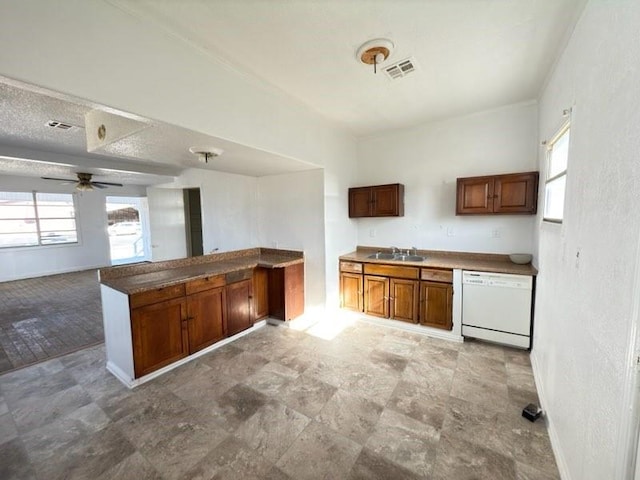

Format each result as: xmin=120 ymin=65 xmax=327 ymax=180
xmin=41 ymin=172 xmax=124 ymax=191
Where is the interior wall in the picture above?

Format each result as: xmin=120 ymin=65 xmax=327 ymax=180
xmin=532 ymin=1 xmax=640 ymax=479
xmin=257 ymin=169 xmax=326 ymax=314
xmin=155 ymin=168 xmax=259 ymax=255
xmin=356 ymin=102 xmax=538 ymax=255
xmin=0 ymin=174 xmax=147 ymax=282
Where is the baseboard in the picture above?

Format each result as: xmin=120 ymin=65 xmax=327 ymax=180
xmin=356 ymin=313 xmax=464 ymax=344
xmin=530 ymin=350 xmax=572 ymax=480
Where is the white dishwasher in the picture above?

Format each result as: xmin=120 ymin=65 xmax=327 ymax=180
xmin=462 ymin=271 xmax=533 ymax=349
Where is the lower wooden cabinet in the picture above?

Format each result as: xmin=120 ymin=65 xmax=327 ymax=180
xmin=131 ymin=297 xmax=188 ymax=378
xmin=226 ymin=279 xmax=254 ymax=336
xmin=253 ymin=267 xmax=269 ymax=320
xmin=340 ymin=263 xmax=453 ymax=330
xmin=364 ymin=275 xmax=390 ymax=318
xmin=268 ymin=263 xmax=305 ymax=321
xmin=419 ymin=281 xmax=453 ymax=330
xmin=186 ymin=286 xmax=226 ymax=354
xmin=340 ymin=272 xmax=363 ymax=311
xmin=390 ymin=278 xmax=419 ymax=323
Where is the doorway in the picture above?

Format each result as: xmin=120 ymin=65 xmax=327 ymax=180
xmin=106 ymin=196 xmax=151 ymax=265
xmin=184 ymin=188 xmax=203 ymax=257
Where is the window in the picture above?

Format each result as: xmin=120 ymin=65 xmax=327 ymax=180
xmin=543 ymin=123 xmax=570 ymax=222
xmin=0 ymin=192 xmax=78 ymax=248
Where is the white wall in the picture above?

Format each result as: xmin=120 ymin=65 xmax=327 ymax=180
xmin=532 ymin=1 xmax=640 ymax=479
xmin=356 ymin=102 xmax=538 ymax=255
xmin=257 ymin=170 xmax=326 ymax=313
xmin=155 ymin=168 xmax=259 ymax=255
xmin=0 ymin=175 xmax=146 ymax=281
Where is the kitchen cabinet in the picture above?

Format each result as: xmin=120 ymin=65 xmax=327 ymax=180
xmin=390 ymin=278 xmax=419 ymax=323
xmin=363 ymin=264 xmax=419 ymax=322
xmin=186 ymin=285 xmax=226 ymax=354
xmin=226 ymin=278 xmax=254 ymax=336
xmin=253 ymin=267 xmax=269 ymax=320
xmin=268 ymin=263 xmax=305 ymax=321
xmin=364 ymin=275 xmax=390 ymax=318
xmin=456 ymin=172 xmax=538 ymax=215
xmin=349 ymin=183 xmax=404 ymax=218
xmin=419 ymin=268 xmax=453 ymax=330
xmin=131 ymin=292 xmax=188 ymax=378
xmin=339 ymin=261 xmax=363 ymax=312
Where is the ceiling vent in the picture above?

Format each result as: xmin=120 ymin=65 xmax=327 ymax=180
xmin=384 ymin=58 xmax=417 ymax=80
xmin=46 ymin=120 xmax=75 ymax=130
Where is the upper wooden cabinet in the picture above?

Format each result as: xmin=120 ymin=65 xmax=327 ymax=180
xmin=456 ymin=172 xmax=539 ymax=215
xmin=349 ymin=183 xmax=404 ymax=218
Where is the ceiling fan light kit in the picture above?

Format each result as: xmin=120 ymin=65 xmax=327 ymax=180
xmin=41 ymin=172 xmax=124 ymax=191
xmin=357 ymin=38 xmax=394 ymax=74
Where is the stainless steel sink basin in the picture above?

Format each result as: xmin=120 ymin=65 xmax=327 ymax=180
xmin=367 ymin=253 xmax=425 ymax=262
xmin=367 ymin=253 xmax=396 ymax=260
xmin=395 ymin=255 xmax=425 ymax=262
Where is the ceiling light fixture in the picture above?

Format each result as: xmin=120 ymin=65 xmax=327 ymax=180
xmin=357 ymin=38 xmax=394 ymax=74
xmin=189 ymin=147 xmax=224 ymax=164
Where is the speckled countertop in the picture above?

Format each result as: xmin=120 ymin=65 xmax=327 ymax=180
xmin=99 ymin=248 xmax=304 ymax=294
xmin=340 ymin=246 xmax=537 ymax=276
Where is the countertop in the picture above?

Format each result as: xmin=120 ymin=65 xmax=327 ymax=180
xmin=340 ymin=247 xmax=538 ymax=276
xmin=99 ymin=248 xmax=304 ymax=295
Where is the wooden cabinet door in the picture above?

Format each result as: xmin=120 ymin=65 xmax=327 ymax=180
xmin=456 ymin=177 xmax=494 ymax=214
xmin=284 ymin=263 xmax=304 ymax=320
xmin=364 ymin=275 xmax=389 ymax=318
xmin=226 ymin=279 xmax=253 ymax=336
xmin=187 ymin=286 xmax=226 ymax=354
xmin=493 ymin=172 xmax=538 ymax=214
xmin=349 ymin=187 xmax=372 ymax=217
xmin=268 ymin=264 xmax=305 ymax=321
xmin=131 ymin=297 xmax=188 ymax=378
xmin=390 ymin=278 xmax=419 ymax=323
xmin=340 ymin=272 xmax=363 ymax=312
xmin=372 ymin=184 xmax=403 ymax=216
xmin=419 ymin=281 xmax=453 ymax=330
xmin=253 ymin=267 xmax=269 ymax=320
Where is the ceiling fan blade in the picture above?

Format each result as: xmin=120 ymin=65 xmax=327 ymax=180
xmin=92 ymin=181 xmax=124 ymax=187
xmin=41 ymin=176 xmax=77 ymax=183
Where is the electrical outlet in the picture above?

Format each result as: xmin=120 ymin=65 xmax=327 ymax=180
xmin=447 ymin=227 xmax=455 ymax=237
xmin=369 ymin=228 xmax=376 ymax=238
xmin=491 ymin=228 xmax=500 ymax=238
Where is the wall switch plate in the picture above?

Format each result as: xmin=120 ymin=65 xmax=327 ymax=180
xmin=491 ymin=228 xmax=500 ymax=238
xmin=447 ymin=227 xmax=455 ymax=237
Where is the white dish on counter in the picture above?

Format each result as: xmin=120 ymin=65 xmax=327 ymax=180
xmin=509 ymin=253 xmax=532 ymax=264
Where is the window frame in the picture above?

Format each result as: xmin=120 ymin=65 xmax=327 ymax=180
xmin=0 ymin=191 xmax=79 ymax=249
xmin=543 ymin=121 xmax=570 ymax=224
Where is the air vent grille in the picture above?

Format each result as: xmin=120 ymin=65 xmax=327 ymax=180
xmin=46 ymin=120 xmax=74 ymax=130
xmin=384 ymin=58 xmax=417 ymax=80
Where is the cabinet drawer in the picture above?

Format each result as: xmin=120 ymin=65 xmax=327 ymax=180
xmin=225 ymin=268 xmax=253 ymax=284
xmin=364 ymin=264 xmax=419 ymax=280
xmin=130 ymin=283 xmax=186 ymax=309
xmin=185 ymin=274 xmax=225 ymax=295
xmin=421 ymin=268 xmax=453 ymax=283
xmin=340 ymin=261 xmax=363 ymax=273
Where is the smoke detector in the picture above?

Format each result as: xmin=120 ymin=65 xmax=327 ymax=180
xmin=189 ymin=146 xmax=224 ymax=164
xmin=356 ymin=38 xmax=394 ymax=74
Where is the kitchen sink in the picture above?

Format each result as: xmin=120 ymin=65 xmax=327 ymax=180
xmin=367 ymin=252 xmax=396 ymax=260
xmin=367 ymin=253 xmax=425 ymax=262
xmin=395 ymin=255 xmax=425 ymax=262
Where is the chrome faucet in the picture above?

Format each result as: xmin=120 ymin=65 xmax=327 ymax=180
xmin=391 ymin=246 xmax=399 ymax=254
xmin=410 ymin=246 xmax=418 ymax=256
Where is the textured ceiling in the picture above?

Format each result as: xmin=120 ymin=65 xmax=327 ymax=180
xmin=0 ymin=81 xmax=318 ymax=183
xmin=110 ymin=0 xmax=587 ymax=136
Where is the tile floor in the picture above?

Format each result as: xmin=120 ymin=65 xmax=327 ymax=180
xmin=0 ymin=270 xmax=103 ymax=373
xmin=0 ymin=320 xmax=560 ymax=480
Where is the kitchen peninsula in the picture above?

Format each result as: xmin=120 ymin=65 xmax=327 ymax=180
xmin=99 ymin=248 xmax=304 ymax=388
